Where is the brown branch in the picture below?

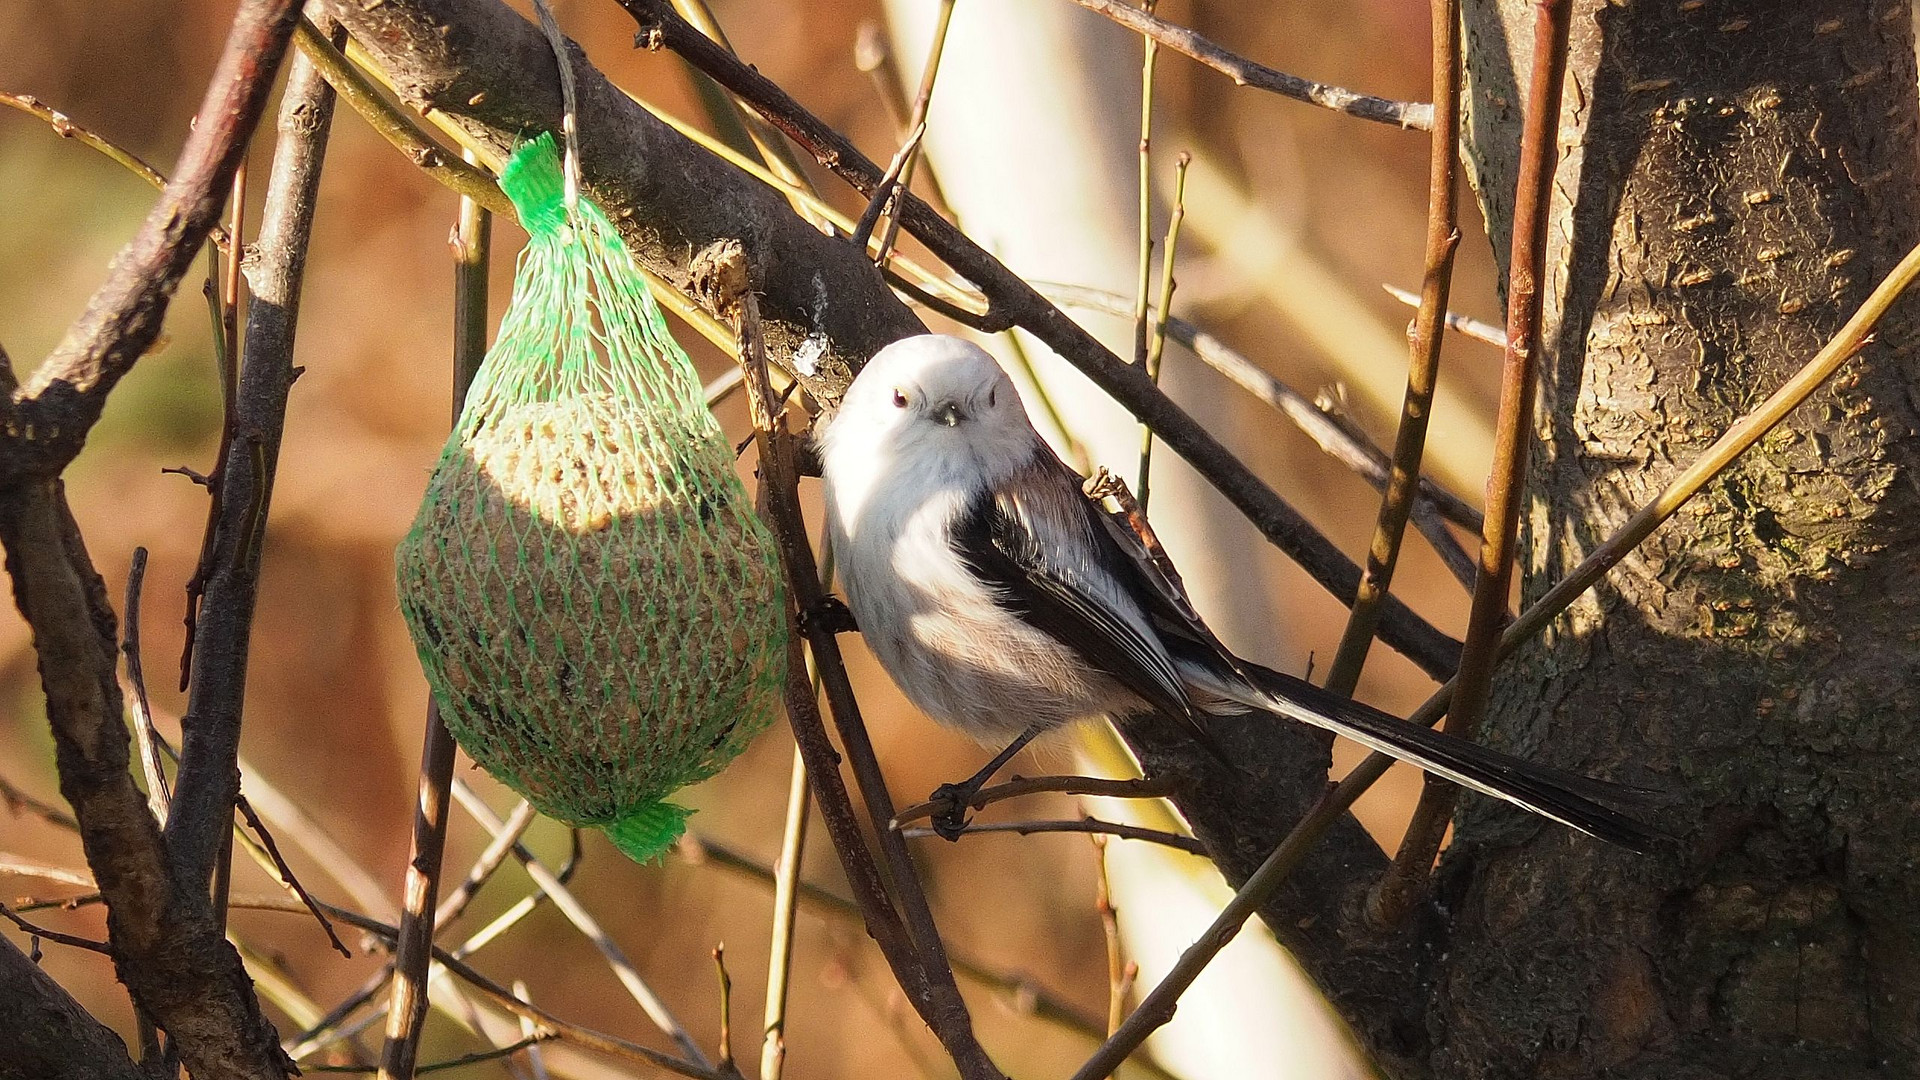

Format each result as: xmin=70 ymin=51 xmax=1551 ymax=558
xmin=1 ymin=900 xmax=112 ymax=954
xmin=1323 ymin=0 xmax=1464 ymax=697
xmin=893 ymin=774 xmax=1175 ymax=827
xmin=901 ymin=818 xmax=1209 ymax=856
xmin=1382 ymin=283 xmax=1504 ymax=347
xmin=619 ymin=0 xmax=1462 ymax=681
xmin=380 ymin=144 xmax=490 ymax=1080
xmin=0 ymin=481 xmax=292 ymax=1080
xmin=167 ymin=19 xmax=336 ymax=906
xmin=234 ymin=796 xmax=351 ymax=957
xmin=318 ymin=0 xmax=924 ymax=393
xmin=1038 ymin=281 xmax=1484 ymax=544
xmin=1372 ymin=0 xmax=1573 ymax=926
xmin=1064 ymin=0 xmax=1433 ymax=130
xmin=0 ymin=929 xmax=144 ymax=1080
xmin=717 ymin=247 xmax=1003 ymax=1079
xmin=6 ymin=0 xmax=297 ymax=484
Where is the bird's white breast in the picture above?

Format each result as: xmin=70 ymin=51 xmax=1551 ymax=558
xmin=824 ymin=460 xmax=1123 ymax=743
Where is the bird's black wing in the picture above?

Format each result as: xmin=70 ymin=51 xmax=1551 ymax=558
xmin=950 ymin=466 xmax=1195 ymax=727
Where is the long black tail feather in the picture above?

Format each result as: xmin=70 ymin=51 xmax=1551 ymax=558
xmin=1178 ymin=651 xmax=1668 ymax=853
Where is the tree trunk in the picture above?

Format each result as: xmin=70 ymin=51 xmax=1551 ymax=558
xmin=1443 ymin=1 xmax=1920 ymax=1076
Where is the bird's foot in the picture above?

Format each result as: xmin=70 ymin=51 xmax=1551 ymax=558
xmin=797 ymin=596 xmax=858 ymax=637
xmin=927 ymin=781 xmax=980 ymax=841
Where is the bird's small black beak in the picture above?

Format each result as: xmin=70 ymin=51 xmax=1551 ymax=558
xmin=937 ymin=402 xmax=964 ymax=427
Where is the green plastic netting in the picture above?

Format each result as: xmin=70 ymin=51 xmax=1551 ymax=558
xmin=395 ymin=133 xmax=787 ymax=863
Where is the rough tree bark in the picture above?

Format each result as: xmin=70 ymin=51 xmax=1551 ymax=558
xmin=1441 ymin=1 xmax=1920 ymax=1077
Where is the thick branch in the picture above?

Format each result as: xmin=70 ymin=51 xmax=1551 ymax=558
xmin=0 ymin=926 xmax=143 ymax=1080
xmin=316 ymin=0 xmax=924 ymax=394
xmin=0 ymin=481 xmax=290 ymax=1080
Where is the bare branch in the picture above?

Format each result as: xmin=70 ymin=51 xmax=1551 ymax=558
xmin=0 ymin=481 xmax=292 ymax=1080
xmin=618 ymin=0 xmax=1464 ymax=681
xmin=7 ymin=0 xmax=298 ymax=483
xmin=0 ymin=930 xmax=144 ymax=1080
xmin=1063 ymin=0 xmax=1434 ymax=130
xmin=168 ymin=18 xmax=338 ymax=906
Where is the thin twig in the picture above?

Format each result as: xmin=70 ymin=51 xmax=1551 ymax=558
xmin=530 ymin=0 xmax=580 ymax=211
xmin=849 ymin=123 xmax=927 ymax=253
xmin=875 ymin=0 xmax=954 ymax=264
xmin=0 ymin=854 xmax=96 ymax=890
xmin=1064 ymin=0 xmax=1433 ymax=130
xmin=286 ymin=822 xmax=571 ymax=1064
xmin=680 ymin=833 xmax=1180 ymax=1077
xmin=244 ymin=897 xmax=725 ymax=1080
xmin=380 ymin=146 xmax=490 ymax=1080
xmin=901 ymin=819 xmax=1207 ymax=856
xmin=0 ymin=776 xmax=79 ymax=832
xmin=716 ymin=249 xmax=1004 ymax=1080
xmin=1091 ymin=836 xmax=1126 ymax=1035
xmin=235 ymin=796 xmax=351 ymax=957
xmin=513 ymin=982 xmax=551 ymax=1080
xmin=1136 ymin=152 xmax=1188 ymax=514
xmin=307 ymin=1035 xmax=553 ymax=1075
xmin=1039 ymin=282 xmax=1482 ymax=581
xmin=1382 ymin=284 xmax=1503 ymax=347
xmin=1373 ymin=0 xmax=1572 ymax=926
xmin=711 ymin=946 xmax=737 ymax=1077
xmin=0 ymin=901 xmax=112 ymax=955
xmin=120 ymin=547 xmax=171 ymax=822
xmin=1322 ymin=0 xmax=1463 ymax=699
xmin=291 ymin=18 xmax=510 ymax=215
xmin=1132 ymin=16 xmax=1157 ymax=369
xmin=620 ymin=0 xmax=1463 ymax=680
xmin=449 ymin=780 xmax=711 ymax=1067
xmin=669 ymin=0 xmax=822 ymax=219
xmin=432 ymin=799 xmax=536 ymax=930
xmin=1067 ymin=772 xmax=1371 ymax=1080
xmin=179 ymin=155 xmax=251 ymax=697
xmin=894 ymin=775 xmax=1174 ymax=827
xmin=0 ymin=92 xmax=231 ymax=252
xmin=759 ymin=746 xmax=809 ymax=1080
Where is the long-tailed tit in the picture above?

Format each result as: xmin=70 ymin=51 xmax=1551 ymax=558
xmin=819 ymin=334 xmax=1656 ymax=851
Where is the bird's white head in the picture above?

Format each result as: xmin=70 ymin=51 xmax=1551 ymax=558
xmin=822 ymin=335 xmax=1036 ymax=483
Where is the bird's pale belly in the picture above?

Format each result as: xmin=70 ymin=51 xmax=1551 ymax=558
xmin=861 ymin=592 xmax=1134 ymax=743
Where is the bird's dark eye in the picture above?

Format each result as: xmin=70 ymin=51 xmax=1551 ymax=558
xmin=892 ymin=389 xmax=909 ymax=409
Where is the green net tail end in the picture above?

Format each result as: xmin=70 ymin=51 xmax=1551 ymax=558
xmin=603 ymin=800 xmax=693 ymax=864
xmin=499 ymin=132 xmax=567 ymax=238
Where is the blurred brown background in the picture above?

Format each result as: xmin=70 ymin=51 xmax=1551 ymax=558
xmin=0 ymin=1 xmax=1505 ymax=1076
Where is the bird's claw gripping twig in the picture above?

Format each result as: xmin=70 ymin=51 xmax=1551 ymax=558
xmin=797 ymin=595 xmax=858 ymax=637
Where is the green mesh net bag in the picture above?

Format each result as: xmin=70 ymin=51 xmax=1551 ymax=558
xmin=396 ymin=134 xmax=787 ymax=863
